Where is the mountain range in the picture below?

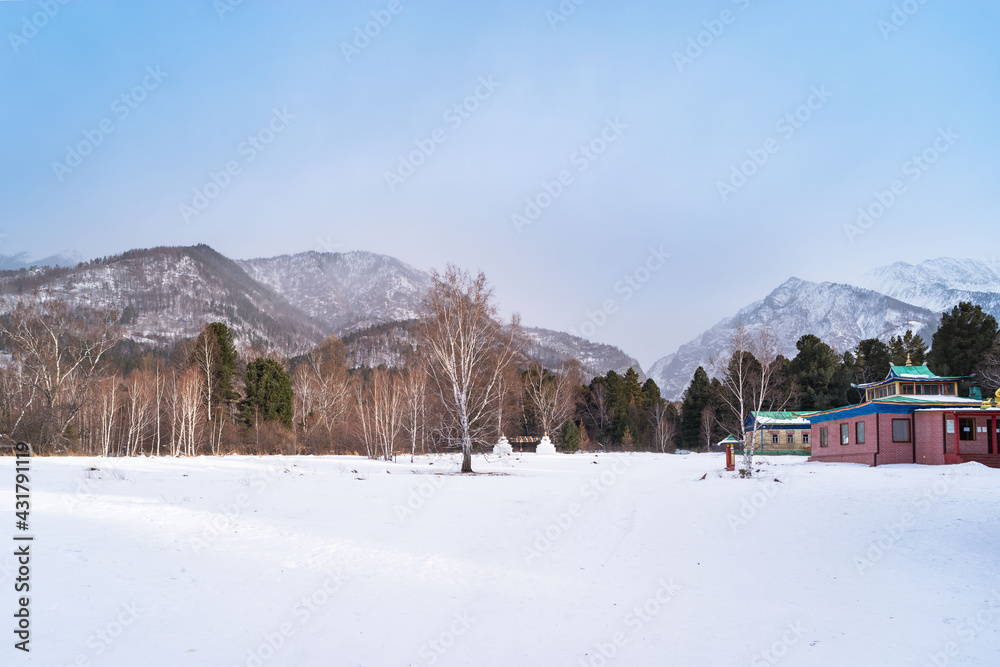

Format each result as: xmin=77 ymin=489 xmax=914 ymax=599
xmin=2 ymin=247 xmax=997 ymax=401
xmin=647 ymin=258 xmax=1000 ymax=400
xmin=0 ymin=245 xmax=642 ymax=379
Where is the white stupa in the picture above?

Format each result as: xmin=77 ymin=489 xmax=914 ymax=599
xmin=493 ymin=435 xmax=512 ymax=456
xmin=535 ymin=432 xmax=556 ymax=454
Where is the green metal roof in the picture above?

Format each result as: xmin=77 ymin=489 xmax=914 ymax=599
xmin=855 ymin=364 xmax=966 ymax=388
xmin=889 ymin=364 xmax=937 ymax=378
xmin=873 ymin=396 xmax=980 ymax=405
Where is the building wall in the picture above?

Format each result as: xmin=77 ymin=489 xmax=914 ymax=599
xmin=875 ymin=413 xmax=915 ymax=465
xmin=954 ymin=414 xmax=992 ymax=456
xmin=809 ymin=414 xmax=879 ymax=465
xmin=914 ymin=411 xmax=946 ymax=465
xmin=756 ymin=427 xmax=811 ymax=453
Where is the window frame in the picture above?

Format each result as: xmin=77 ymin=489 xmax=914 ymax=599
xmin=820 ymin=427 xmax=828 ymax=447
xmin=840 ymin=423 xmax=850 ymax=446
xmin=855 ymin=421 xmax=865 ymax=445
xmin=891 ymin=419 xmax=911 ymax=443
xmin=959 ymin=417 xmax=976 ymax=442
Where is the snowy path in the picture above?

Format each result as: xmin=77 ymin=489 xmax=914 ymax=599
xmin=2 ymin=453 xmax=999 ymax=666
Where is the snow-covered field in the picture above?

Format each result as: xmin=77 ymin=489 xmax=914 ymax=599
xmin=2 ymin=452 xmax=999 ymax=666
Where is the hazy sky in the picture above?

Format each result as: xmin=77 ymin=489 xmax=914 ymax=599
xmin=2 ymin=1 xmax=998 ymax=367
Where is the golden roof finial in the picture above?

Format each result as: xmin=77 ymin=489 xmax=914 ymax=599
xmin=906 ymin=352 xmax=912 ymax=366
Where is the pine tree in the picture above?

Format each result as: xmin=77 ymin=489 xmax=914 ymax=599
xmin=854 ymin=338 xmax=892 ymax=386
xmin=928 ymin=302 xmax=998 ymax=379
xmin=239 ymin=358 xmax=294 ymax=429
xmin=889 ymin=330 xmax=928 ymax=365
xmin=680 ymin=367 xmax=713 ymax=449
xmin=191 ymin=321 xmax=239 ymax=413
xmin=559 ymin=418 xmax=580 ymax=452
xmin=787 ymin=335 xmax=852 ymax=410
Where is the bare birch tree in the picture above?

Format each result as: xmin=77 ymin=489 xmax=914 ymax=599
xmin=715 ymin=322 xmax=791 ymax=477
xmin=402 ymin=367 xmax=428 ymax=462
xmin=0 ymin=301 xmax=121 ymax=451
xmin=522 ymin=361 xmax=581 ymax=436
xmin=651 ymin=401 xmax=676 ymax=453
xmin=419 ymin=266 xmax=522 ymax=473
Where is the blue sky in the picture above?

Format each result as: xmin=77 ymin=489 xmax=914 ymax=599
xmin=2 ymin=0 xmax=998 ymax=367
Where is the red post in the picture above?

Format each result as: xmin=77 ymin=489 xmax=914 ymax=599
xmin=725 ymin=444 xmax=735 ymax=471
xmin=954 ymin=412 xmax=960 ymax=457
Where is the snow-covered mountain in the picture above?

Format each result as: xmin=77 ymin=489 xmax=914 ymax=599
xmin=523 ymin=327 xmax=646 ymax=382
xmin=648 ymin=278 xmax=938 ymax=401
xmin=0 ymin=245 xmax=647 ymax=378
xmin=238 ymin=251 xmax=431 ymax=334
xmin=0 ymin=250 xmax=81 ymax=271
xmin=857 ymin=257 xmax=1000 ymax=317
xmin=0 ymin=245 xmax=327 ymax=354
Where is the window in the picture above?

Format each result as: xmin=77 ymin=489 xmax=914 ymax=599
xmin=771 ymin=433 xmax=779 ymax=444
xmin=856 ymin=421 xmax=865 ymax=444
xmin=942 ymin=384 xmax=956 ymax=396
xmin=820 ymin=427 xmax=828 ymax=447
xmin=892 ymin=419 xmax=911 ymax=443
xmin=786 ymin=433 xmax=794 ymax=445
xmin=802 ymin=433 xmax=810 ymax=444
xmin=840 ymin=423 xmax=849 ymax=445
xmin=901 ymin=383 xmax=914 ymax=395
xmin=959 ymin=417 xmax=975 ymax=441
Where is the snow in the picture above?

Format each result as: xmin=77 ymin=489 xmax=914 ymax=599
xmin=753 ymin=415 xmax=811 ymax=425
xmin=3 ymin=453 xmax=1000 ymax=666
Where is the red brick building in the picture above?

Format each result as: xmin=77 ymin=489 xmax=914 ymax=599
xmin=807 ymin=365 xmax=1000 ymax=466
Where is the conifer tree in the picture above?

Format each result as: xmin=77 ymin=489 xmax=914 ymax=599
xmin=680 ymin=367 xmax=713 ymax=449
xmin=559 ymin=418 xmax=580 ymax=452
xmin=240 ymin=357 xmax=294 ymax=429
xmin=928 ymin=302 xmax=998 ymax=379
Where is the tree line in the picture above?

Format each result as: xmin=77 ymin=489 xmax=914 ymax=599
xmin=2 ymin=267 xmax=998 ymax=471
